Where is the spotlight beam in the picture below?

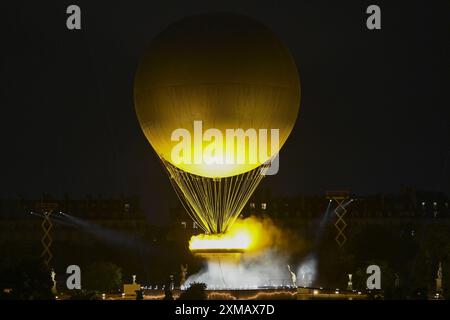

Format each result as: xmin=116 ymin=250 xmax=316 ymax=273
xmin=60 ymin=212 xmax=148 ymax=252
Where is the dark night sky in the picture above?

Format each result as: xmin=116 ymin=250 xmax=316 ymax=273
xmin=1 ymin=1 xmax=449 ymax=225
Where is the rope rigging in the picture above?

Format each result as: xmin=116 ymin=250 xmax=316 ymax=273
xmin=162 ymin=158 xmax=271 ymax=234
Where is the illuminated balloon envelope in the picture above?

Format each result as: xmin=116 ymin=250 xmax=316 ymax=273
xmin=134 ymin=13 xmax=300 ymax=234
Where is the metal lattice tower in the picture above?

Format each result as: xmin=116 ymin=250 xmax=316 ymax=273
xmin=326 ymin=191 xmax=350 ymax=248
xmin=40 ymin=211 xmax=53 ymax=265
xmin=36 ymin=200 xmax=58 ymax=266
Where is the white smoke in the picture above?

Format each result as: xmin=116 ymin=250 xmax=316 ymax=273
xmin=185 ymin=249 xmax=294 ymax=289
xmin=184 ymin=216 xmax=318 ymax=290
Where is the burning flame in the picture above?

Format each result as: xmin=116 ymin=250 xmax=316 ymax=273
xmin=189 ymin=230 xmax=251 ymax=251
xmin=189 ymin=216 xmax=266 ymax=252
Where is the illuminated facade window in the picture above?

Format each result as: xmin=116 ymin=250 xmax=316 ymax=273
xmin=181 ymin=221 xmax=186 ymax=229
xmin=250 ymin=203 xmax=255 ymax=209
xmin=261 ymin=203 xmax=267 ymax=210
xmin=193 ymin=222 xmax=198 ymax=229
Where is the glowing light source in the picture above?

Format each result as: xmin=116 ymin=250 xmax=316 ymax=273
xmin=190 ymin=232 xmax=251 ymax=251
xmin=189 ymin=216 xmax=268 ymax=252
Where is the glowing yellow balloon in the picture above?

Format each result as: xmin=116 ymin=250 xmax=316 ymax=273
xmin=134 ymin=13 xmax=300 ymax=178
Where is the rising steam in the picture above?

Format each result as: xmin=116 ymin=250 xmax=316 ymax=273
xmin=185 ymin=215 xmax=310 ymax=289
